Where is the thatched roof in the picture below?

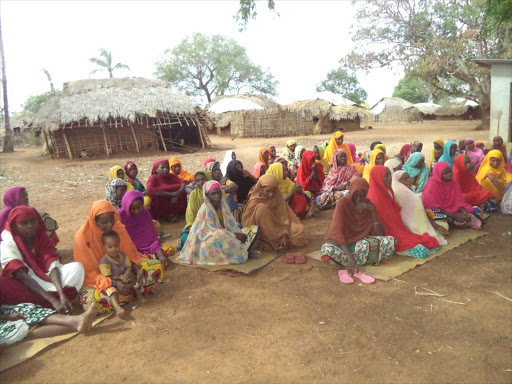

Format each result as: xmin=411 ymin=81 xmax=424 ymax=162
xmin=370 ymin=97 xmax=414 ymax=115
xmin=1 ymin=113 xmax=35 ymax=130
xmin=284 ymin=99 xmax=368 ymax=121
xmin=406 ymin=102 xmax=442 ymax=115
xmin=34 ymin=77 xmax=200 ymax=131
xmin=206 ymin=94 xmax=280 ymax=114
xmin=434 ymin=105 xmax=471 ymax=116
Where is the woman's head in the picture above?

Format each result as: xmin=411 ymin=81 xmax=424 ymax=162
xmin=336 ymin=150 xmax=348 ymax=167
xmin=157 ymin=162 xmax=170 ymax=177
xmin=257 ymin=174 xmax=279 ymax=200
xmin=116 ymin=184 xmax=127 ymax=200
xmin=171 ymin=163 xmax=181 ymax=175
xmin=18 ymin=188 xmax=29 ymax=206
xmin=210 ymin=162 xmax=223 ymax=181
xmin=375 ymin=152 xmax=385 ymax=166
xmin=8 ymin=207 xmax=39 ymax=241
xmin=441 ymin=166 xmax=453 ymax=181
xmin=464 ymin=138 xmax=475 ymax=151
xmin=125 ymin=162 xmax=138 ymax=179
xmin=194 ymin=171 xmax=208 ymax=190
xmin=129 ymin=198 xmax=144 ymax=216
xmin=234 ymin=161 xmax=244 ymax=173
xmin=270 ymin=146 xmax=276 ymax=159
xmin=334 ymin=132 xmax=344 ymax=146
xmin=449 ymin=143 xmax=457 ymax=156
xmin=458 ymin=140 xmax=466 ymax=152
xmin=493 ymin=136 xmax=503 ymax=148
xmin=295 ymin=146 xmax=306 ymax=161
xmin=95 ymin=212 xmax=115 ymax=233
xmin=490 ymin=157 xmax=501 ymax=169
xmin=383 ymin=168 xmax=392 ymax=187
xmin=434 ymin=140 xmax=443 ymax=151
xmin=288 ymin=143 xmax=297 ymax=153
xmin=204 ymin=180 xmax=223 ymax=209
xmin=109 ymin=166 xmax=125 ymax=181
xmin=476 ymin=141 xmax=485 ymax=150
xmin=411 ymin=141 xmax=423 ymax=153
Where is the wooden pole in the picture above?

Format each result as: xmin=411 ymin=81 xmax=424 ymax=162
xmin=0 ymin=15 xmax=13 ymax=152
xmin=101 ymin=124 xmax=109 ymax=157
xmin=42 ymin=130 xmax=54 ymax=159
xmin=195 ymin=118 xmax=205 ymax=149
xmin=62 ymin=129 xmax=73 ymax=160
xmin=158 ymin=126 xmax=167 ymax=152
xmin=128 ymin=120 xmax=140 ymax=153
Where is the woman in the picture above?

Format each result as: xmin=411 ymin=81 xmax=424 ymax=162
xmin=384 ymin=158 xmax=402 ymax=174
xmin=392 ymin=171 xmax=448 ymax=245
xmin=0 ymin=207 xmax=84 ymax=310
xmin=438 ymin=140 xmax=458 ymax=167
xmin=74 ymin=200 xmax=164 ymax=313
xmin=296 ymin=150 xmax=325 ymax=195
xmin=109 ymin=165 xmax=127 ymax=181
xmin=124 ymin=161 xmax=146 ymax=194
xmin=105 ymin=178 xmax=128 ymax=210
xmin=220 ymin=150 xmax=236 ymax=176
xmin=169 ymin=157 xmax=195 ymax=183
xmin=374 ymin=144 xmax=390 ymax=159
xmin=476 ymin=150 xmax=508 ymax=203
xmin=429 ymin=138 xmax=445 ymax=171
xmin=492 ymin=136 xmax=508 ymax=163
xmin=118 ymin=190 xmax=170 ymax=268
xmin=252 ymin=147 xmax=271 ymax=178
xmin=321 ymin=177 xmax=395 ymax=275
xmin=453 ymin=154 xmax=495 ymax=208
xmin=367 ymin=166 xmax=439 ymax=258
xmin=475 ymin=140 xmax=485 ymax=151
xmin=313 ymin=144 xmax=331 ymax=176
xmin=399 ymin=144 xmax=412 ymax=164
xmin=464 ymin=138 xmax=485 ymax=175
xmin=324 ymin=131 xmax=353 ymax=165
xmin=410 ymin=141 xmax=423 ymax=154
xmin=422 ymin=162 xmax=483 ymax=229
xmin=294 ymin=145 xmax=306 ymax=166
xmin=176 ymin=181 xmax=259 ymax=266
xmin=282 ymin=140 xmax=298 ymax=166
xmin=345 ymin=142 xmax=359 ymax=163
xmin=207 ymin=161 xmax=240 ymax=218
xmin=269 ymin=146 xmax=277 ymax=164
xmin=146 ymin=160 xmax=187 ymax=221
xmin=242 ymin=175 xmax=306 ymax=251
xmin=225 ymin=160 xmax=257 ymax=204
xmin=402 ymin=152 xmax=429 ymax=194
xmin=362 ymin=149 xmax=385 ymax=183
xmin=316 ymin=149 xmax=356 ymax=209
xmin=204 ymin=157 xmax=216 ymax=168
xmin=266 ymin=163 xmax=310 ymax=219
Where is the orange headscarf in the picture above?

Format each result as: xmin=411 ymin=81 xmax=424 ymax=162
xmin=324 ymin=131 xmax=354 ymax=165
xmin=169 ymin=157 xmax=195 ymax=182
xmin=258 ymin=147 xmax=271 ymax=166
xmin=73 ymin=200 xmax=142 ymax=291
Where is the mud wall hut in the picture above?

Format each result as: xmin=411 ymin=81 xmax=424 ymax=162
xmin=434 ymin=101 xmax=482 ymax=121
xmin=370 ymin=97 xmax=420 ymax=122
xmin=33 ymin=78 xmax=211 ymax=159
xmin=404 ymin=102 xmax=442 ymax=121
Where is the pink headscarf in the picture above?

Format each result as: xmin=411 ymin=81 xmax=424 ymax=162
xmin=464 ymin=137 xmax=484 ymax=175
xmin=421 ymin=162 xmax=473 ymax=213
xmin=0 ymin=186 xmax=26 ymax=241
xmin=345 ymin=142 xmax=359 ymax=162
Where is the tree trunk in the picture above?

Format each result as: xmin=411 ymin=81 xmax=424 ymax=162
xmin=109 ymin=69 xmax=113 ymax=78
xmin=475 ymin=90 xmax=490 ymax=131
xmin=0 ymin=14 xmax=13 ymax=153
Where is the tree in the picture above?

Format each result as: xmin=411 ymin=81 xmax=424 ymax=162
xmin=89 ymin=48 xmax=130 ymax=78
xmin=155 ymin=33 xmax=278 ymax=103
xmin=0 ymin=13 xmax=13 ymax=153
xmin=341 ymin=0 xmax=512 ymax=129
xmin=41 ymin=68 xmax=55 ymax=94
xmin=316 ymin=67 xmax=368 ymax=104
xmin=22 ymin=92 xmax=54 ymax=114
xmin=235 ymin=0 xmax=277 ymax=30
xmin=392 ymin=74 xmax=432 ymax=104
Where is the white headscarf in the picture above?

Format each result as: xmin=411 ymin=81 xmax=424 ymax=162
xmin=220 ymin=150 xmax=235 ymax=176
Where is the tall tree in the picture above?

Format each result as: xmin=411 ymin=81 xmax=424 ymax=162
xmin=235 ymin=0 xmax=277 ymax=30
xmin=41 ymin=68 xmax=55 ymax=94
xmin=89 ymin=48 xmax=130 ymax=78
xmin=155 ymin=33 xmax=278 ymax=103
xmin=392 ymin=74 xmax=432 ymax=104
xmin=0 ymin=13 xmax=13 ymax=153
xmin=341 ymin=0 xmax=512 ymax=129
xmin=316 ymin=67 xmax=368 ymax=104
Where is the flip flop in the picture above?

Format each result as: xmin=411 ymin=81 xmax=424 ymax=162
xmin=353 ymin=271 xmax=375 ymax=284
xmin=282 ymin=254 xmax=296 ymax=264
xmin=338 ymin=270 xmax=354 ymax=285
xmin=293 ymin=254 xmax=307 ymax=264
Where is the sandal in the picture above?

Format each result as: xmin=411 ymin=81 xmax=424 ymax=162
xmin=282 ymin=253 xmax=307 ymax=264
xmin=338 ymin=270 xmax=354 ymax=285
xmin=353 ymin=271 xmax=375 ymax=284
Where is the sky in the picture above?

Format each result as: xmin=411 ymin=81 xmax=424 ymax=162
xmin=0 ymin=0 xmax=404 ymax=113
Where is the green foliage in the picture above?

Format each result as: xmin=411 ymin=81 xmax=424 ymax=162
xmin=22 ymin=91 xmax=54 ymax=114
xmin=155 ymin=33 xmax=278 ymax=103
xmin=89 ymin=48 xmax=130 ymax=78
xmin=316 ymin=67 xmax=367 ymax=104
xmin=392 ymin=74 xmax=432 ymax=104
xmin=235 ymin=0 xmax=277 ymax=30
xmin=485 ymin=0 xmax=512 ymax=29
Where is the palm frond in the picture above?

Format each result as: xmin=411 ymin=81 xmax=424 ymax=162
xmin=89 ymin=57 xmax=108 ymax=67
xmin=113 ymin=63 xmax=130 ymax=71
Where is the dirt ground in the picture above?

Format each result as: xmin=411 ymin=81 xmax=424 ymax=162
xmin=0 ymin=120 xmax=511 ymax=383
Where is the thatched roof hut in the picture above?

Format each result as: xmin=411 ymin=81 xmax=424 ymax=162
xmin=370 ymin=97 xmax=420 ymax=122
xmin=403 ymin=102 xmax=442 ymax=121
xmin=34 ymin=78 xmax=211 ymax=159
xmin=434 ymin=101 xmax=481 ymax=120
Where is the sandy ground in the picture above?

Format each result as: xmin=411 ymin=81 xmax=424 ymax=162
xmin=0 ymin=120 xmax=511 ymax=383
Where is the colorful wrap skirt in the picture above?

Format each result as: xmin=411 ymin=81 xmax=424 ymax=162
xmin=321 ymin=236 xmax=396 ymax=266
xmin=0 ymin=303 xmax=56 ymax=345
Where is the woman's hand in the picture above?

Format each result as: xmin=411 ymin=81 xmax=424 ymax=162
xmin=293 ymin=184 xmax=303 ymax=194
xmin=158 ymin=254 xmax=170 ymax=269
xmin=59 ymin=293 xmax=74 ymax=314
xmin=49 ymin=296 xmax=68 ymax=314
xmin=346 ymin=254 xmax=359 ymax=276
xmin=235 ymin=232 xmax=248 ymax=243
xmin=136 ymin=269 xmax=146 ymax=288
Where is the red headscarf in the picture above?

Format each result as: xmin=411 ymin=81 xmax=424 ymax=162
xmin=367 ymin=165 xmax=439 ymax=252
xmin=203 ymin=157 xmax=216 ymax=168
xmin=2 ymin=206 xmax=58 ymax=282
xmin=123 ymin=161 xmax=137 ymax=183
xmin=146 ymin=160 xmax=186 ymax=218
xmin=452 ymin=154 xmax=494 ymax=206
xmin=421 ymin=161 xmax=474 ymax=213
xmin=399 ymin=144 xmax=412 ymax=163
xmin=296 ymin=150 xmax=325 ymax=193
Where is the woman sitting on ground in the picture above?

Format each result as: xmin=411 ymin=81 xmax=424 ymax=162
xmin=176 ymin=181 xmax=259 ymax=267
xmin=0 ymin=187 xmax=60 ymax=247
xmin=429 ymin=138 xmax=444 ymax=173
xmin=146 ymin=160 xmax=187 ymax=221
xmin=316 ymin=149 xmax=356 ymax=209
xmin=324 ymin=131 xmax=353 ymax=165
xmin=266 ymin=163 xmax=310 ymax=219
xmin=321 ymin=177 xmax=396 ymax=275
xmin=411 ymin=141 xmax=423 ymax=154
xmin=252 ymin=147 xmax=271 ymax=179
xmin=475 ymin=140 xmax=485 ymax=152
xmin=438 ymin=140 xmax=458 ymax=167
xmin=225 ymin=160 xmax=257 ymax=204
xmin=453 ymin=154 xmax=496 ymax=210
xmin=220 ymin=150 xmax=236 ymax=175
xmin=169 ymin=157 xmax=195 ymax=183
xmin=242 ymin=175 xmax=306 ymax=251
xmin=207 ymin=161 xmax=240 ymax=220
xmin=294 ymin=145 xmax=306 ymax=166
xmin=105 ymin=178 xmax=128 ymax=210
xmin=282 ymin=140 xmax=298 ymax=167
xmin=367 ymin=166 xmax=439 ymax=259
xmin=268 ymin=146 xmax=277 ymax=165
xmin=399 ymin=144 xmax=412 ymax=164
xmin=313 ymin=145 xmax=331 ymax=176
xmin=422 ymin=162 xmax=483 ymax=228
xmin=374 ymin=143 xmax=390 ymax=159
xmin=362 ymin=149 xmax=385 ymax=183
xmin=464 ymin=138 xmax=485 ymax=175
xmin=74 ymin=200 xmax=164 ymax=314
xmin=124 ymin=161 xmax=146 ymax=194
xmin=296 ymin=150 xmax=325 ymax=196
xmin=476 ymin=150 xmax=508 ymax=203
xmin=118 ymin=190 xmax=171 ymax=269
xmin=402 ymin=152 xmax=429 ymax=194
xmin=492 ymin=136 xmax=508 ymax=163
xmin=0 ymin=207 xmax=84 ymax=311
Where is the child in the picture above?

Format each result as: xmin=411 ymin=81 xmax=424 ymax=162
xmin=99 ymin=231 xmax=147 ymax=318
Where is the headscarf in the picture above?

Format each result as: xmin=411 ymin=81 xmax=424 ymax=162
xmin=169 ymin=157 xmax=195 ymax=182
xmin=367 ymin=165 xmax=439 ymax=252
xmin=109 ymin=166 xmax=125 ymax=181
xmin=438 ymin=140 xmax=457 ymax=167
xmin=177 ymin=180 xmax=247 ymax=266
xmin=362 ymin=149 xmax=384 ymax=182
xmin=184 ymin=170 xmax=213 ymax=229
xmin=1 ymin=207 xmax=58 ymax=282
xmin=206 ymin=160 xmax=219 ymax=174
xmin=324 ymin=132 xmax=354 ymax=165
xmin=282 ymin=139 xmax=297 ymax=157
xmin=384 ymin=158 xmax=402 ymax=175
xmin=430 ymin=138 xmax=445 ymax=166
xmin=253 ymin=147 xmax=270 ymax=178
xmin=242 ymin=175 xmax=305 ymax=246
xmin=374 ymin=144 xmax=390 ymax=159
xmin=321 ymin=148 xmax=356 ymax=193
xmin=296 ymin=150 xmax=325 ymax=192
xmin=326 ymin=177 xmax=374 ymax=246
xmin=392 ymin=171 xmax=447 ymax=246
xmin=345 ymin=142 xmax=359 ymax=162
xmin=118 ymin=190 xmax=161 ymax=255
xmin=220 ymin=150 xmax=235 ymax=175
xmin=402 ymin=152 xmax=429 ymax=194
xmin=294 ymin=145 xmax=305 ymax=164
xmin=146 ymin=160 xmax=187 ymax=218
xmin=370 ymin=141 xmax=382 ymax=150
xmin=123 ymin=161 xmax=136 ymax=181
xmin=399 ymin=144 xmax=412 ymax=163
xmin=74 ymin=200 xmax=142 ymax=291
xmin=105 ymin=178 xmax=128 ymax=210
xmin=492 ymin=136 xmax=508 ymax=163
xmin=225 ymin=160 xmax=255 ymax=202
xmin=314 ymin=144 xmax=331 ymax=175
xmin=421 ymin=161 xmax=473 ymax=214
xmin=476 ymin=149 xmax=507 ymax=186
xmin=0 ymin=186 xmax=26 ymax=240
xmin=475 ymin=140 xmax=484 ymax=148
xmin=266 ymin=163 xmax=295 ymax=195
xmin=464 ymin=137 xmax=485 ymax=174
xmin=453 ymin=154 xmax=494 ymax=206
xmin=122 ymin=161 xmax=142 ymax=193
xmin=204 ymin=157 xmax=216 ymax=168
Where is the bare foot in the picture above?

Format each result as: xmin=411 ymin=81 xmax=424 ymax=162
xmin=116 ymin=308 xmax=128 ymax=320
xmin=248 ymin=250 xmax=262 ymax=258
xmin=77 ymin=304 xmax=98 ymax=333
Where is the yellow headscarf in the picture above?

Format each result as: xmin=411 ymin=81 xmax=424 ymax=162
xmin=315 ymin=145 xmax=331 ymax=175
xmin=266 ymin=163 xmax=296 ymax=195
xmin=108 ymin=166 xmax=133 ymax=191
xmin=362 ymin=149 xmax=384 ymax=182
xmin=476 ymin=150 xmax=506 ymax=184
xmin=430 ymin=138 xmax=445 ymax=166
xmin=374 ymin=144 xmax=390 ymax=159
xmin=324 ymin=131 xmax=354 ymax=165
xmin=169 ymin=157 xmax=195 ymax=182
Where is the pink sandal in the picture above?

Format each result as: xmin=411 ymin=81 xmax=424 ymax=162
xmin=338 ymin=270 xmax=354 ymax=285
xmin=282 ymin=253 xmax=307 ymax=264
xmin=353 ymin=271 xmax=375 ymax=284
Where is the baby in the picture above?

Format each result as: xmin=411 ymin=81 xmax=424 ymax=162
xmin=99 ymin=231 xmax=147 ymax=318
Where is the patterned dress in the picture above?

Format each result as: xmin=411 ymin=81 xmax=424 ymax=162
xmin=321 ymin=236 xmax=396 ymax=266
xmin=0 ymin=303 xmax=56 ymax=345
